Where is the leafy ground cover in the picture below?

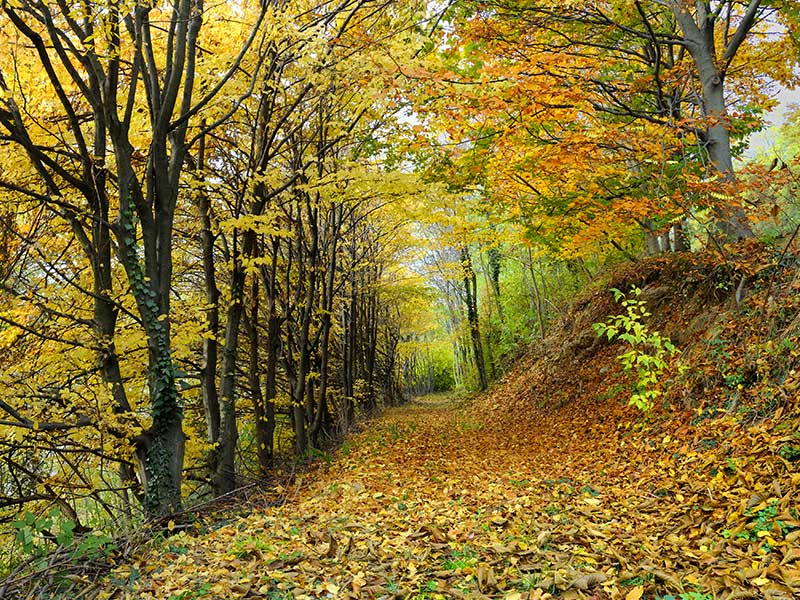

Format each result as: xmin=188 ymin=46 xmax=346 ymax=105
xmin=99 ymin=378 xmax=798 ymax=600
xmin=92 ymin=249 xmax=800 ymax=600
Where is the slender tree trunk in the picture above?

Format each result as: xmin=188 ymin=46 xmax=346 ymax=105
xmin=487 ymin=244 xmax=503 ymax=320
xmin=215 ymin=228 xmax=256 ymax=494
xmin=367 ymin=309 xmax=378 ymax=404
xmin=478 ymin=248 xmax=499 ymax=379
xmin=642 ymin=219 xmax=661 ymax=255
xmin=526 ymin=246 xmax=546 ymax=340
xmin=246 ymin=276 xmax=272 ymax=475
xmin=288 ymin=196 xmax=318 ymax=457
xmin=197 ymin=129 xmax=220 ymax=444
xmin=673 ymin=220 xmax=691 ymax=252
xmin=263 ymin=314 xmax=280 ymax=463
xmin=256 ymin=237 xmax=281 ymax=463
xmin=311 ymin=206 xmax=340 ymax=442
xmin=460 ymin=246 xmax=487 ymax=391
xmin=342 ymin=223 xmax=357 ymax=426
xmin=660 ymin=230 xmax=672 ymax=253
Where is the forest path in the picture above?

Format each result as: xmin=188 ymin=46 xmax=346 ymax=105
xmin=121 ymin=391 xmax=799 ymax=600
xmin=126 ymin=393 xmax=575 ymax=599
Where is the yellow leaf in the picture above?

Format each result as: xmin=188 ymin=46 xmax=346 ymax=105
xmin=583 ymin=497 xmax=601 ymax=506
xmin=324 ymin=582 xmax=340 ymax=594
xmin=751 ymin=576 xmax=770 ymax=586
xmin=625 ymin=586 xmax=644 ymax=600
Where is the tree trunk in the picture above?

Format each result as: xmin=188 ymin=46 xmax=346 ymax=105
xmin=660 ymin=230 xmax=671 ymax=253
xmin=642 ymin=219 xmax=662 ymax=255
xmin=246 ymin=276 xmax=272 ymax=475
xmin=311 ymin=206 xmax=341 ymax=443
xmin=259 ymin=237 xmax=281 ymax=468
xmin=487 ymin=244 xmax=503 ymax=319
xmin=215 ymin=228 xmax=256 ymax=494
xmin=526 ymin=246 xmax=547 ymax=340
xmin=287 ymin=196 xmax=318 ymax=457
xmin=197 ymin=129 xmax=221 ymax=444
xmin=139 ymin=323 xmax=185 ymax=515
xmin=263 ymin=314 xmax=279 ymax=458
xmin=460 ymin=246 xmax=487 ymax=390
xmin=701 ymin=81 xmax=753 ymax=241
xmin=673 ymin=220 xmax=691 ymax=252
xmin=669 ymin=2 xmax=755 ymax=242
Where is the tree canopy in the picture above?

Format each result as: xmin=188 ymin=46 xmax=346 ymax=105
xmin=1 ymin=0 xmax=798 ymax=579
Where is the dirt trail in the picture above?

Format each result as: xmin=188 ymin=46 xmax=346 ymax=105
xmin=119 ymin=391 xmax=799 ymax=600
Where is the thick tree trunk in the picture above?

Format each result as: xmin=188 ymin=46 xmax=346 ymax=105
xmin=116 ymin=189 xmax=185 ymax=516
xmin=670 ymin=1 xmax=755 ymax=242
xmin=698 ymin=79 xmax=753 ymax=241
xmin=140 ymin=324 xmax=185 ymax=516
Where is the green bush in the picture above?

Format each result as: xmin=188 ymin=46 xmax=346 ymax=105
xmin=593 ymin=287 xmax=681 ymax=411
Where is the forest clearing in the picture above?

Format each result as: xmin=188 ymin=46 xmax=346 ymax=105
xmin=1 ymin=0 xmax=800 ymax=598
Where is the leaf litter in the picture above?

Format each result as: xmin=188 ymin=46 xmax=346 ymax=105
xmin=109 ymin=385 xmax=798 ymax=600
xmin=109 ymin=251 xmax=800 ymax=600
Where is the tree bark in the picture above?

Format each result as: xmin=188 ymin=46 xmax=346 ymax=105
xmin=246 ymin=276 xmax=272 ymax=475
xmin=197 ymin=129 xmax=221 ymax=444
xmin=460 ymin=246 xmax=487 ymax=391
xmin=673 ymin=220 xmax=691 ymax=252
xmin=668 ymin=0 xmax=756 ymax=242
xmin=526 ymin=246 xmax=547 ymax=339
xmin=215 ymin=227 xmax=258 ymax=494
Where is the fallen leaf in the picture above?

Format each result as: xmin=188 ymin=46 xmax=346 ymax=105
xmin=625 ymin=586 xmax=644 ymax=600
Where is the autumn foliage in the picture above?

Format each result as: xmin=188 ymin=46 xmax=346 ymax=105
xmin=0 ymin=0 xmax=799 ymax=598
xmin=26 ymin=246 xmax=798 ymax=599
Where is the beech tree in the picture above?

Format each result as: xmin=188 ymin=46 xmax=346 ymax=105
xmin=0 ymin=0 xmax=265 ymax=515
xmin=503 ymin=0 xmax=785 ymax=240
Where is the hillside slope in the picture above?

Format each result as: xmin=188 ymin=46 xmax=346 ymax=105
xmin=467 ymin=243 xmax=800 ymax=599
